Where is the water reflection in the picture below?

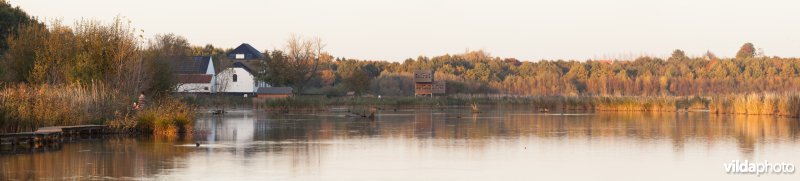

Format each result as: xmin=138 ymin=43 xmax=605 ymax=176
xmin=1 ymin=136 xmax=192 ymax=180
xmin=1 ymin=106 xmax=799 ymax=180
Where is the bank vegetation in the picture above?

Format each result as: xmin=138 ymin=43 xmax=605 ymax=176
xmin=0 ymin=1 xmax=192 ymax=134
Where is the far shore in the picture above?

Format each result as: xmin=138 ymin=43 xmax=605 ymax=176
xmin=188 ymin=93 xmax=800 ymax=118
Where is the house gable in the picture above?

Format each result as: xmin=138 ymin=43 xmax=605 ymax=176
xmin=205 ymin=57 xmax=215 ymax=75
xmin=218 ymin=66 xmax=256 ymax=93
xmin=227 ymin=43 xmax=263 ymax=60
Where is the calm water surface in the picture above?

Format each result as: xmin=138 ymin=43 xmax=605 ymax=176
xmin=2 ymin=106 xmax=799 ymax=180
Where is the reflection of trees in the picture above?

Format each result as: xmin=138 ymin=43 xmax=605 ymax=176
xmin=253 ymin=109 xmax=799 ymax=157
xmin=5 ymin=109 xmax=797 ymax=179
xmin=193 ymin=109 xmax=799 ymax=176
xmin=0 ymin=136 xmax=191 ymax=180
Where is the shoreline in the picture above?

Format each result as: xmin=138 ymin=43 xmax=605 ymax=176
xmin=238 ymin=94 xmax=797 ymax=118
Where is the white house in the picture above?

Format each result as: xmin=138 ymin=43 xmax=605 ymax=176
xmin=174 ymin=56 xmax=216 ymax=93
xmin=218 ymin=62 xmax=257 ymax=95
xmin=217 ymin=43 xmax=271 ymax=96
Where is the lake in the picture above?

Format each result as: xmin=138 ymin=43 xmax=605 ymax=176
xmin=2 ymin=106 xmax=799 ymax=180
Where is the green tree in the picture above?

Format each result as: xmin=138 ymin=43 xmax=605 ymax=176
xmin=0 ymin=0 xmax=36 ymax=56
xmin=142 ymin=34 xmax=191 ymax=97
xmin=669 ymin=49 xmax=688 ymax=61
xmin=261 ymin=50 xmax=290 ymax=87
xmin=0 ymin=22 xmax=45 ymax=82
xmin=338 ymin=63 xmax=370 ymax=94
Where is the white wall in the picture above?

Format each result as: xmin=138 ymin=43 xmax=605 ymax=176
xmin=206 ymin=57 xmax=217 ymax=93
xmin=217 ymin=68 xmax=255 ymax=93
xmin=177 ymin=83 xmax=212 ymax=93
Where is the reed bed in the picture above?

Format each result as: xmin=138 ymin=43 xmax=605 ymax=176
xmin=710 ymin=93 xmax=800 ymax=117
xmin=249 ymin=95 xmax=711 ymax=113
xmin=592 ymin=96 xmax=708 ymax=112
xmin=1 ymin=83 xmax=195 ymax=135
xmin=0 ymin=83 xmax=123 ymax=133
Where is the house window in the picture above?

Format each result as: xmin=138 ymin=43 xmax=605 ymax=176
xmin=232 ymin=74 xmax=238 ymax=82
xmin=235 ymin=54 xmax=245 ymax=59
xmin=204 ymin=87 xmax=209 ymax=90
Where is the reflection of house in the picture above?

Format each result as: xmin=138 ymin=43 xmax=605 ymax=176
xmin=256 ymin=87 xmax=293 ymax=99
xmin=173 ymin=56 xmax=216 ymax=93
xmin=206 ymin=112 xmax=255 ymax=143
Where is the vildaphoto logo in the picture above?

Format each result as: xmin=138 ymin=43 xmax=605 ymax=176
xmin=724 ymin=160 xmax=795 ymax=176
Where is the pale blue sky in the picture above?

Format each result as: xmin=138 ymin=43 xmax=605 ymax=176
xmin=10 ymin=0 xmax=800 ymax=61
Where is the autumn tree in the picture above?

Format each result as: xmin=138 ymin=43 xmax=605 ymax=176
xmin=1 ymin=18 xmax=142 ymax=90
xmin=736 ymin=42 xmax=756 ymax=59
xmin=319 ymin=69 xmax=336 ymax=87
xmin=466 ymin=63 xmax=492 ymax=81
xmin=261 ymin=35 xmax=327 ymax=94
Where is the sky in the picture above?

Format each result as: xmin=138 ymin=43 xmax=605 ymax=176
xmin=9 ymin=0 xmax=800 ymax=61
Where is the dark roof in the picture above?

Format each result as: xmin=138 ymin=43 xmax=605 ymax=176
xmin=414 ymin=70 xmax=434 ymax=83
xmin=257 ymin=87 xmax=293 ymax=95
xmin=228 ymin=43 xmax=264 ymax=59
xmin=232 ymin=62 xmax=255 ymax=74
xmin=173 ymin=56 xmax=212 ymax=74
xmin=175 ymin=74 xmax=213 ymax=84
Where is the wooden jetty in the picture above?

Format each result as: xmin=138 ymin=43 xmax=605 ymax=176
xmin=0 ymin=125 xmax=106 ymax=148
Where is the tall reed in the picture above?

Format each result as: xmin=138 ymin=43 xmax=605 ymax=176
xmin=0 ymin=82 xmax=123 ymax=133
xmin=709 ymin=93 xmax=800 ymax=117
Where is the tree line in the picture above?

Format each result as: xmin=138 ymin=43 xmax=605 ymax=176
xmin=3 ymin=1 xmax=799 ymax=99
xmin=256 ymin=43 xmax=800 ymax=97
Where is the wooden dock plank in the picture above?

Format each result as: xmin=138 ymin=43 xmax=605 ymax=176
xmin=1 ymin=125 xmax=107 ymax=149
xmin=1 ymin=125 xmax=105 ymax=145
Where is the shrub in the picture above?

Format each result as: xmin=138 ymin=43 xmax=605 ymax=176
xmin=132 ymin=98 xmax=194 ymax=136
